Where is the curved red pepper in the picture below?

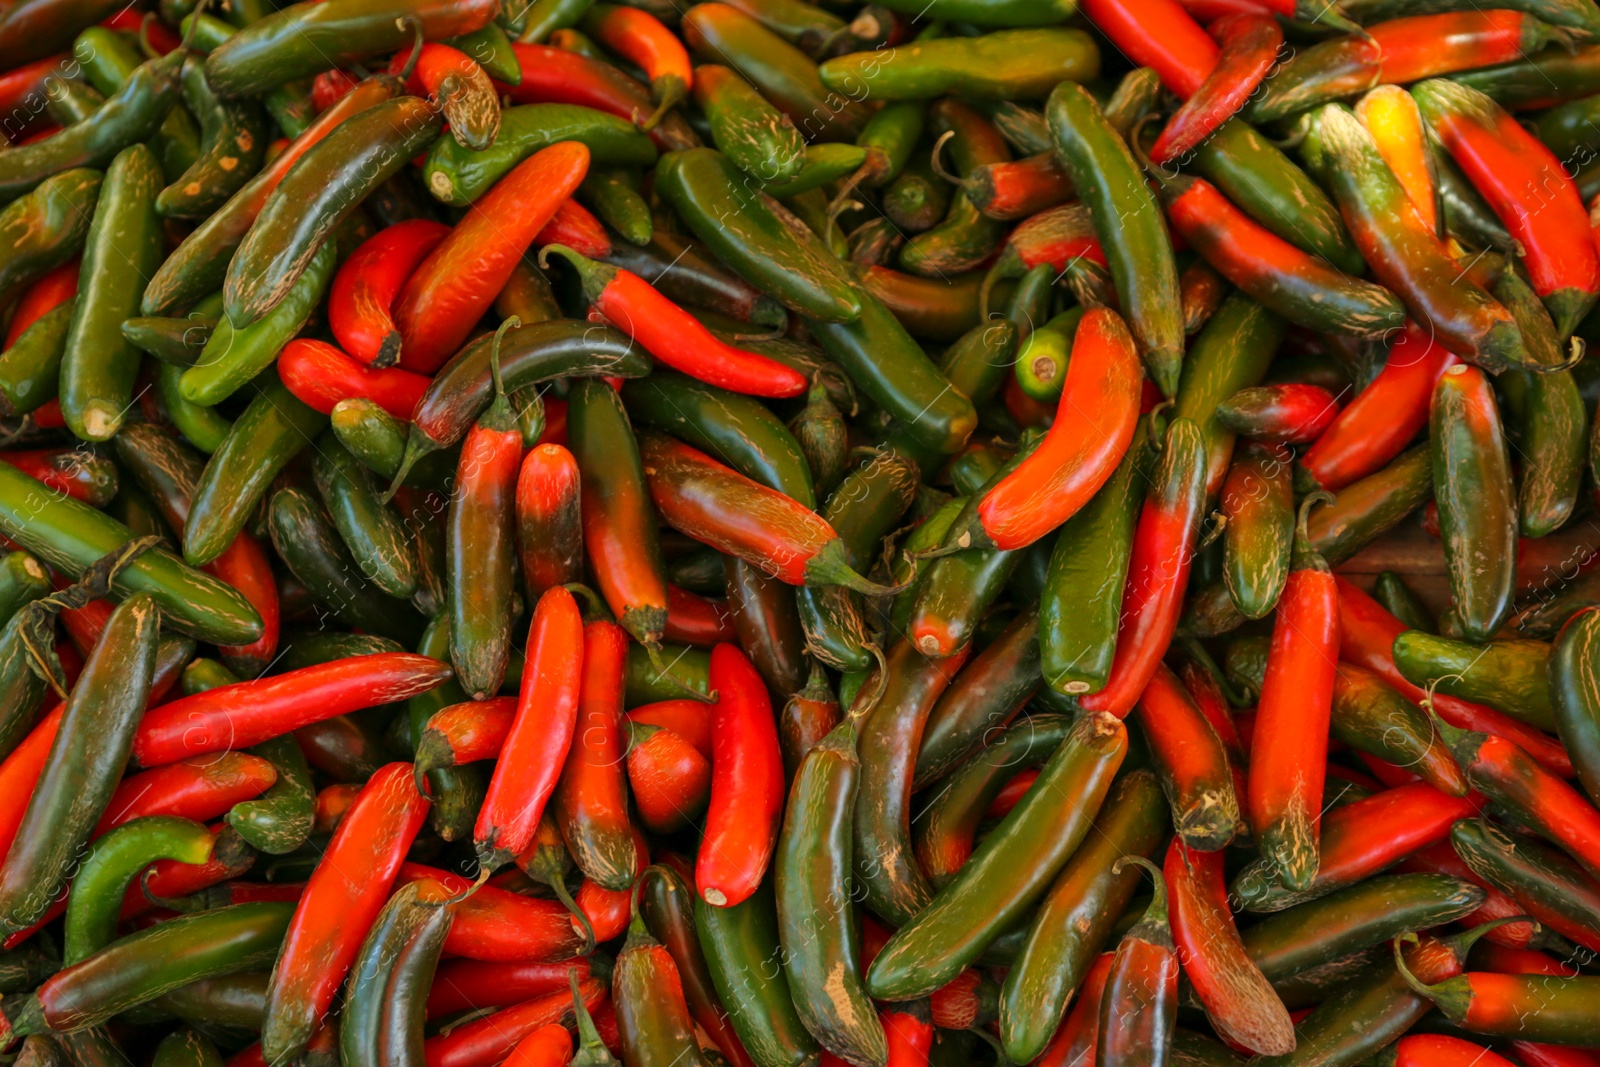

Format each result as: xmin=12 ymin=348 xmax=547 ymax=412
xmin=1152 ymin=13 xmax=1282 ymax=164
xmin=395 ymin=141 xmax=591 ymax=373
xmin=535 ymin=199 xmax=611 ymax=259
xmin=1393 ymin=1034 xmax=1516 ymax=1067
xmin=426 ymin=958 xmax=597 ymax=1019
xmin=695 ymin=643 xmax=784 ymax=908
xmin=133 ymin=653 xmax=455 ymax=767
xmin=476 ymin=584 xmax=584 ymax=871
xmin=328 ymin=220 xmax=450 ymax=366
xmin=261 ymin=763 xmax=430 ymax=1065
xmin=1080 ymin=0 xmax=1219 ymax=96
xmin=95 ymin=753 xmax=276 ymax=836
xmin=664 ymin=584 xmax=737 ymax=647
xmin=0 ymin=55 xmax=70 ymax=146
xmin=4 ymin=259 xmax=77 ymax=347
xmin=544 ymin=244 xmax=807 ymax=398
xmin=1217 ymin=383 xmax=1340 ymax=444
xmin=278 ymin=338 xmax=432 ymax=420
xmin=396 ymin=862 xmax=586 ymax=962
xmin=626 ymin=699 xmax=713 ymax=759
xmin=1455 ymin=730 xmax=1600 ymax=883
xmin=0 ymin=448 xmax=111 ymax=505
xmin=423 ymin=978 xmax=607 ymax=1067
xmin=1335 ymin=576 xmax=1574 ymax=775
xmin=882 ymin=1002 xmax=933 ymax=1067
xmin=419 ymin=697 xmax=518 ymax=768
xmin=975 ymin=307 xmax=1141 ymax=550
xmin=1301 ymin=321 xmax=1457 ymax=491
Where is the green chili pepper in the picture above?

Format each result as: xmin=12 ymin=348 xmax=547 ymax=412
xmin=1450 ymin=42 xmax=1600 ymax=108
xmin=1501 ymin=366 xmax=1587 ymax=538
xmin=183 ymin=238 xmax=335 ymax=406
xmin=1306 ymin=444 xmax=1433 ymax=567
xmin=330 ymin=399 xmax=456 ymax=492
xmin=423 ymin=103 xmax=657 ymax=207
xmin=312 ymin=433 xmax=418 ymax=601
xmin=0 ymin=50 xmax=181 ymax=204
xmin=404 ymin=615 xmax=487 ymax=843
xmin=911 ymin=610 xmax=1040 ymax=790
xmin=516 ymin=0 xmax=595 ymax=42
xmin=1394 ymin=631 xmax=1555 ymax=731
xmin=867 ymin=710 xmax=1127 ymax=999
xmin=1373 ymin=571 xmax=1435 ymax=633
xmin=578 ymin=167 xmax=652 ymax=245
xmin=0 ymin=169 xmax=100 ymax=305
xmin=1221 ymin=442 xmax=1294 ymax=620
xmin=881 ymin=153 xmax=952 ymax=234
xmin=11 ymin=902 xmax=294 ymax=1036
xmin=999 ymin=769 xmax=1167 ymax=1065
xmin=656 ymin=147 xmax=861 ymax=323
xmin=806 ymin=289 xmax=976 ymax=454
xmin=820 ymin=28 xmax=1097 ymax=101
xmin=1452 ymin=817 xmax=1600 ymax=951
xmin=185 ymin=372 xmax=327 ymax=567
xmin=152 ymin=1028 xmax=223 ymax=1067
xmin=156 ymin=363 xmax=234 ymax=455
xmin=223 ymin=96 xmax=441 ymax=327
xmin=58 ymin=143 xmax=163 ymax=442
xmin=0 ymin=299 xmax=74 ymax=417
xmin=693 ymin=64 xmax=805 ymax=182
xmin=64 ymin=817 xmax=216 ymax=965
xmin=695 ymin=880 xmax=819 ymax=1067
xmin=625 ymin=642 xmax=711 ymax=705
xmin=72 ymin=28 xmax=203 ymax=186
xmin=375 ymin=889 xmax=453 ymax=1067
xmin=1048 ymin=81 xmax=1182 ymax=396
xmin=122 ymin=315 xmax=216 ymax=367
xmin=1331 ymin=664 xmax=1469 ymax=794
xmin=0 ymin=552 xmax=49 ymax=636
xmin=0 ymin=593 xmax=161 ymax=936
xmin=448 ymin=21 xmax=522 ymax=82
xmin=1173 ymin=294 xmax=1288 ymax=498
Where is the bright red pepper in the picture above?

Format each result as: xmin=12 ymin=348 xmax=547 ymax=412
xmin=132 ymin=653 xmax=455 ymax=767
xmin=516 ymin=443 xmax=583 ymax=600
xmin=476 ymin=584 xmax=584 ymax=872
xmin=983 ymin=769 xmax=1038 ymax=820
xmin=583 ymin=4 xmax=691 ymax=126
xmin=695 ymin=643 xmax=784 ymax=908
xmin=260 ymin=763 xmax=430 ymax=1065
xmin=535 ymin=199 xmax=611 ymax=259
xmin=574 ymin=825 xmax=649 ymax=942
xmin=424 ymin=979 xmax=607 ymax=1067
xmin=1216 ymin=383 xmax=1340 ymax=444
xmin=664 ymin=584 xmax=737 ymax=647
xmin=103 ymin=9 xmax=180 ymax=50
xmin=881 ymin=1002 xmax=933 ymax=1067
xmin=4 ymin=259 xmax=77 ymax=347
xmin=1080 ymin=0 xmax=1219 ymax=96
xmin=122 ymin=823 xmax=256 ymax=919
xmin=1163 ymin=838 xmax=1295 ymax=1056
xmin=502 ymin=43 xmax=686 ymax=152
xmin=1301 ymin=321 xmax=1457 ymax=491
xmin=1417 ymin=77 xmax=1600 ymax=334
xmin=0 ymin=55 xmax=69 ymax=145
xmin=972 ymin=308 xmax=1140 ymax=550
xmin=204 ymin=529 xmax=279 ymax=679
xmin=313 ymin=783 xmax=360 ymax=834
xmin=552 ymin=619 xmax=638 ymax=891
xmin=396 ymin=863 xmax=586 ymax=962
xmin=327 ymin=220 xmax=450 ymax=366
xmin=1152 ymin=13 xmax=1282 ymax=163
xmin=417 ymin=697 xmax=518 ymax=772
xmin=95 ymin=753 xmax=277 ymax=836
xmin=425 ymin=958 xmax=596 ymax=1019
xmin=1392 ymin=1034 xmax=1516 ymax=1067
xmin=1374 ymin=12 xmax=1557 ymax=85
xmin=311 ymin=69 xmax=360 ymax=112
xmin=626 ymin=699 xmax=713 ymax=759
xmin=1335 ymin=576 xmax=1574 ymax=775
xmin=395 ymin=141 xmax=591 ymax=373
xmin=1248 ymin=494 xmax=1338 ymax=889
xmin=543 ymin=244 xmax=807 ymax=398
xmin=503 ymin=1024 xmax=573 ymax=1067
xmin=278 ymin=338 xmax=432 ymax=420
xmin=0 ymin=448 xmax=113 ymax=505
xmin=625 ymin=721 xmax=711 ymax=834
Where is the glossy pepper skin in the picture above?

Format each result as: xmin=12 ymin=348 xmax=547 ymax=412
xmin=1096 ymin=857 xmax=1178 ymax=1067
xmin=696 ymin=643 xmax=784 ymax=908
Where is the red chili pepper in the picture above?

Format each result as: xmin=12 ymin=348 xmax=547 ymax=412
xmin=1417 ymin=78 xmax=1600 ymax=334
xmin=1135 ymin=662 xmax=1240 ymax=850
xmin=625 ymin=721 xmax=711 ymax=834
xmin=1335 ymin=576 xmax=1574 ymax=775
xmin=424 ymin=978 xmax=607 ymax=1067
xmin=387 ymin=41 xmax=495 ymax=107
xmin=476 ymin=584 xmax=584 ymax=872
xmin=516 ymin=443 xmax=583 ymax=601
xmin=1078 ymin=419 xmax=1207 ymax=718
xmin=983 ymin=769 xmax=1038 ymax=820
xmin=311 ymin=68 xmax=361 ymax=112
xmin=4 ymin=259 xmax=77 ymax=347
xmin=1450 ymin=728 xmax=1600 ymax=883
xmin=95 ymin=753 xmax=277 ymax=836
xmin=1003 ymin=376 xmax=1056 ymax=430
xmin=575 ymin=825 xmax=649 ymax=942
xmin=103 ymin=9 xmax=180 ymax=50
xmin=583 ymin=4 xmax=691 ymax=126
xmin=626 ymin=699 xmax=713 ymax=759
xmin=204 ymin=529 xmax=279 ymax=679
xmin=394 ymin=141 xmax=591 ymax=373
xmin=122 ymin=824 xmax=256 ymax=919
xmin=695 ymin=643 xmax=784 ymax=908
xmin=0 ymin=448 xmax=111 ymax=505
xmin=552 ymin=619 xmax=638 ymax=891
xmin=426 ymin=958 xmax=597 ymax=1019
xmin=417 ymin=697 xmax=518 ymax=772
xmin=965 ymin=154 xmax=1075 ymax=220
xmin=1301 ymin=321 xmax=1457 ymax=491
xmin=132 ymin=652 xmax=454 ymax=767
xmin=927 ymin=969 xmax=989 ymax=1030
xmin=1152 ymin=13 xmax=1282 ymax=163
xmin=1033 ymin=952 xmax=1114 ymax=1067
xmin=260 ymin=763 xmax=430 ymax=1065
xmin=396 ymin=862 xmax=586 ymax=962
xmin=535 ymin=199 xmax=612 ymax=260
xmin=1080 ymin=0 xmax=1219 ymax=96
xmin=313 ymin=783 xmax=360 ymax=834
xmin=664 ymin=584 xmax=736 ymax=647
xmin=328 ymin=220 xmax=450 ymax=366
xmin=974 ymin=307 xmax=1141 ymax=551
xmin=1398 ymin=841 xmax=1540 ymax=948
xmin=1391 ymin=1034 xmax=1516 ymax=1067
xmin=29 ymin=398 xmax=64 ymax=429
xmin=1216 ymin=383 xmax=1341 ymax=445
xmin=502 ymin=44 xmax=681 ymax=151
xmin=881 ymin=1001 xmax=933 ymax=1067
xmin=1248 ymin=494 xmax=1338 ymax=889
xmin=543 ymin=245 xmax=807 ymax=398
xmin=1476 ymin=943 xmax=1581 ymax=977
xmin=1512 ymin=1046 xmax=1600 ymax=1067
xmin=278 ymin=338 xmax=432 ymax=420
xmin=1163 ymin=838 xmax=1295 ymax=1056
xmin=0 ymin=55 xmax=69 ymax=145
xmin=504 ymin=1024 xmax=573 ymax=1067
xmin=1374 ymin=12 xmax=1554 ymax=85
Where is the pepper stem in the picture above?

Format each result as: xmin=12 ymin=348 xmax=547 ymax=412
xmin=568 ymin=968 xmax=614 ymax=1065
xmin=1114 ymin=855 xmax=1170 ymax=928
xmin=563 ymin=582 xmax=613 ymax=624
xmin=550 ymin=873 xmax=597 ymax=955
xmin=928 ymin=130 xmax=964 ymax=187
xmin=435 ymin=864 xmax=492 ymax=907
xmin=1390 ymin=934 xmax=1437 ymax=1000
xmin=645 ymin=639 xmax=715 ymax=704
xmin=396 ymin=17 xmax=424 ymax=84
xmin=804 ymin=538 xmax=909 ymax=597
xmin=1294 ymin=490 xmax=1335 ymax=552
xmin=383 ymin=427 xmax=440 ymax=504
xmin=538 ymin=244 xmax=615 ymax=305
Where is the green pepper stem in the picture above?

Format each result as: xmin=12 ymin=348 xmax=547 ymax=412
xmin=538 ymin=244 xmax=616 ymax=305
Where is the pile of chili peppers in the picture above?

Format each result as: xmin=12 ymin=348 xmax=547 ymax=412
xmin=8 ymin=0 xmax=1600 ymax=1063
